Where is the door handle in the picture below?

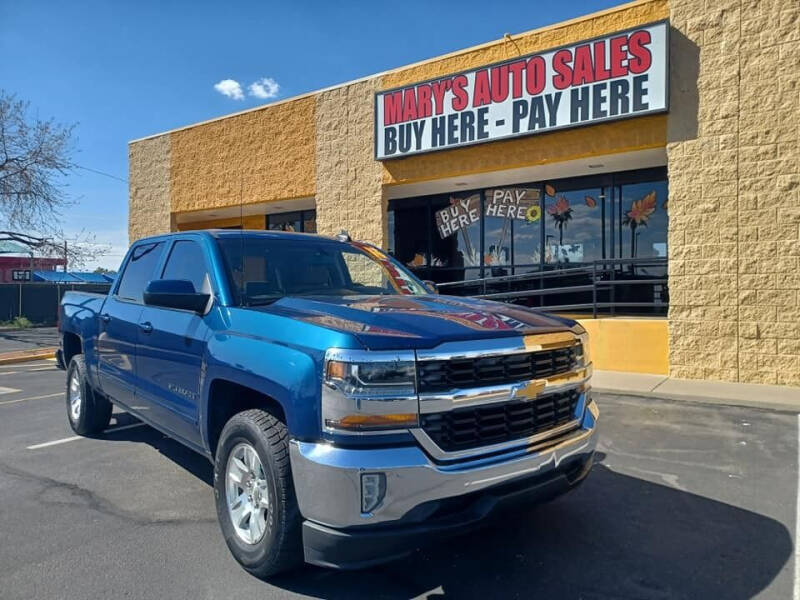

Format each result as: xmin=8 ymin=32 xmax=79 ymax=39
xmin=100 ymin=313 xmax=111 ymax=323
xmin=139 ymin=321 xmax=153 ymax=334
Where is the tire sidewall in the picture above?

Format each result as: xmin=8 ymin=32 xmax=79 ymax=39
xmin=214 ymin=417 xmax=284 ymax=570
xmin=66 ymin=356 xmax=92 ymax=434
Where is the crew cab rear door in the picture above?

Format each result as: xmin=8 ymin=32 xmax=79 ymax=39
xmin=134 ymin=237 xmax=213 ymax=446
xmin=96 ymin=241 xmax=166 ymax=407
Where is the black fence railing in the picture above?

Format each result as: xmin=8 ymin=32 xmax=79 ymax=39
xmin=436 ymin=257 xmax=668 ymax=317
xmin=0 ymin=283 xmax=112 ymax=325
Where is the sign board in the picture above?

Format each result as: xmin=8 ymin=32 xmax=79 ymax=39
xmin=435 ymin=187 xmax=542 ymax=240
xmin=435 ymin=194 xmax=480 ymax=239
xmin=485 ymin=187 xmax=541 ymax=223
xmin=11 ymin=269 xmax=31 ymax=281
xmin=375 ymin=21 xmax=669 ymax=159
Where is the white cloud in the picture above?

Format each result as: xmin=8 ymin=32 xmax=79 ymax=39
xmin=214 ymin=79 xmax=244 ymax=100
xmin=248 ymin=77 xmax=280 ymax=99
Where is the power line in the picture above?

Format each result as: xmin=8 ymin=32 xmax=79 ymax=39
xmin=75 ymin=164 xmax=128 ymax=183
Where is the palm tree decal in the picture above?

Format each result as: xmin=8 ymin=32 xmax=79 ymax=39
xmin=547 ymin=196 xmax=573 ymax=245
xmin=623 ymin=190 xmax=657 ymax=257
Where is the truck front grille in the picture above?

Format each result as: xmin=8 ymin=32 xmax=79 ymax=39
xmin=420 ymin=389 xmax=580 ymax=452
xmin=416 ymin=345 xmax=579 ymax=393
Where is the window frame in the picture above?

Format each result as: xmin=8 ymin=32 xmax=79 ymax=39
xmin=113 ymin=241 xmax=167 ymax=304
xmin=159 ymin=238 xmax=212 ymax=294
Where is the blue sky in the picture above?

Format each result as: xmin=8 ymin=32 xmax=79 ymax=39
xmin=1 ymin=0 xmax=622 ymax=270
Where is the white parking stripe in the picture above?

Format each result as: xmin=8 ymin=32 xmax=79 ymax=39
xmin=0 ymin=386 xmax=21 ymax=395
xmin=26 ymin=423 xmax=146 ymax=450
xmin=0 ymin=392 xmax=62 ymax=406
xmin=795 ymin=413 xmax=800 ymax=600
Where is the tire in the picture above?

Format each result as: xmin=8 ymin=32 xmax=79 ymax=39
xmin=214 ymin=409 xmax=303 ymax=578
xmin=66 ymin=355 xmax=113 ymax=435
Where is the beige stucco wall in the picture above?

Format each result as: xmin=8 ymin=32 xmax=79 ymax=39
xmin=170 ymin=97 xmax=316 ymax=213
xmin=128 ymin=134 xmax=171 ymax=242
xmin=667 ymin=0 xmax=800 ymax=385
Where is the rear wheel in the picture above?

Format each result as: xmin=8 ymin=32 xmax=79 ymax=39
xmin=213 ymin=409 xmax=303 ymax=578
xmin=65 ymin=355 xmax=113 ymax=435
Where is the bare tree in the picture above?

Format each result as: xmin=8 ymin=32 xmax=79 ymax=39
xmin=0 ymin=90 xmax=109 ymax=268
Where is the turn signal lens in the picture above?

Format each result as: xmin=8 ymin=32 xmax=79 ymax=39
xmin=325 ymin=413 xmax=418 ymax=431
xmin=326 ymin=360 xmax=348 ymax=381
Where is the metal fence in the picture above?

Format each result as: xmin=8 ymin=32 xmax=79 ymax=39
xmin=0 ymin=283 xmax=112 ymax=325
xmin=436 ymin=257 xmax=668 ymax=317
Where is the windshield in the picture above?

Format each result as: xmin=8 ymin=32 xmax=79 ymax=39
xmin=216 ymin=236 xmax=430 ymax=306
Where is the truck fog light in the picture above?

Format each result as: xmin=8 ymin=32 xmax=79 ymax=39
xmin=361 ymin=473 xmax=386 ymax=514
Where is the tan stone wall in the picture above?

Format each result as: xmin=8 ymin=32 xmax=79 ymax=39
xmin=315 ymin=79 xmax=386 ymax=246
xmin=128 ymin=134 xmax=171 ymax=242
xmin=169 ymin=97 xmax=316 ymax=213
xmin=667 ymin=0 xmax=800 ymax=385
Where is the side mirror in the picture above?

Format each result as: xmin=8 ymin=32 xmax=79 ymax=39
xmin=423 ymin=280 xmax=438 ymax=294
xmin=143 ymin=279 xmax=210 ymax=313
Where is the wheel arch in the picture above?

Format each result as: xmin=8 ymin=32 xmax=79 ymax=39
xmin=205 ymin=378 xmax=288 ymax=457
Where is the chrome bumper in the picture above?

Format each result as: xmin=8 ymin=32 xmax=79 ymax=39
xmin=290 ymin=393 xmax=598 ymax=530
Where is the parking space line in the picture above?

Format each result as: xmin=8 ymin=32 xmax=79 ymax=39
xmin=0 ymin=386 xmax=21 ymax=395
xmin=794 ymin=414 xmax=800 ymax=600
xmin=26 ymin=423 xmax=147 ymax=450
xmin=0 ymin=392 xmax=62 ymax=406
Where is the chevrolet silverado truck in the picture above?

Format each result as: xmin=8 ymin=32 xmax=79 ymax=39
xmin=57 ymin=229 xmax=598 ymax=577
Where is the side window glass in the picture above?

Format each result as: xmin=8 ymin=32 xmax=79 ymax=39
xmin=116 ymin=242 xmax=165 ymax=303
xmin=162 ymin=240 xmax=210 ymax=293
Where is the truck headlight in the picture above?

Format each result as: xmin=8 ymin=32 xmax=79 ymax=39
xmin=322 ymin=349 xmax=418 ymax=434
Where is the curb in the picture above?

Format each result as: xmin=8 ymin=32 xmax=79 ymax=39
xmin=0 ymin=348 xmax=58 ymax=365
xmin=593 ymin=385 xmax=800 ymax=414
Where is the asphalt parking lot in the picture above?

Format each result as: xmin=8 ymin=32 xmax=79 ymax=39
xmin=0 ymin=361 xmax=797 ymax=599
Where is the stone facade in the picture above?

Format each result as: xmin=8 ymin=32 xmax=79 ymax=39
xmin=666 ymin=0 xmax=800 ymax=385
xmin=128 ymin=134 xmax=171 ymax=242
xmin=315 ymin=79 xmax=387 ymax=246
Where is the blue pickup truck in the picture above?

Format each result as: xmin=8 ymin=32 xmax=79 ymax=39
xmin=58 ymin=229 xmax=598 ymax=577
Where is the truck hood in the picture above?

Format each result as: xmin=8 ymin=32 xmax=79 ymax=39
xmin=251 ymin=294 xmax=577 ymax=350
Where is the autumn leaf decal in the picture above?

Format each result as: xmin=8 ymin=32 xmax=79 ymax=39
xmin=585 ymin=195 xmax=597 ymax=208
xmin=625 ymin=191 xmax=657 ymax=225
xmin=622 ymin=190 xmax=657 ymax=257
xmin=545 ymin=184 xmax=556 ymax=197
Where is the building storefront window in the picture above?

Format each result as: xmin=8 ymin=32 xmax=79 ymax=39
xmin=388 ymin=167 xmax=667 ymax=285
xmin=266 ymin=209 xmax=317 ymax=233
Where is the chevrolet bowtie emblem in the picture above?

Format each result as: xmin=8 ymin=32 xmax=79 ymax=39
xmin=512 ymin=379 xmax=546 ymax=400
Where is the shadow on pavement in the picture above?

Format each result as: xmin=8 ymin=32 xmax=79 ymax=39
xmin=0 ymin=326 xmax=59 ymax=352
xmin=104 ymin=420 xmax=793 ymax=599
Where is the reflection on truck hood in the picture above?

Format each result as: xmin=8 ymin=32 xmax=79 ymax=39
xmin=251 ymin=294 xmax=577 ymax=350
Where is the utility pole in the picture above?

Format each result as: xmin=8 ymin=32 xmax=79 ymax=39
xmin=64 ymin=240 xmax=68 ymax=272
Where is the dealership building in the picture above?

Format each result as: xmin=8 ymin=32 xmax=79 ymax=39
xmin=128 ymin=0 xmax=800 ymax=386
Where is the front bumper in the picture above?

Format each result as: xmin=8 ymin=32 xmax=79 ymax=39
xmin=290 ymin=394 xmax=598 ymax=568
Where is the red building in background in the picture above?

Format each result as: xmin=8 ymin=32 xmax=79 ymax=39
xmin=0 ymin=256 xmax=66 ymax=283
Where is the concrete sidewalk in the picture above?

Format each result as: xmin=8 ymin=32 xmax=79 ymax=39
xmin=593 ymin=369 xmax=800 ymax=412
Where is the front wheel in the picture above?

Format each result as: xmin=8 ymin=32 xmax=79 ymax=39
xmin=213 ymin=409 xmax=303 ymax=578
xmin=66 ymin=355 xmax=113 ymax=435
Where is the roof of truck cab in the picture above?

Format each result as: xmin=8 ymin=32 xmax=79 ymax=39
xmin=135 ymin=229 xmax=343 ymax=244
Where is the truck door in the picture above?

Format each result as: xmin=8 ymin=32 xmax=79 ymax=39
xmin=135 ymin=238 xmax=212 ymax=446
xmin=96 ymin=241 xmax=165 ymax=407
